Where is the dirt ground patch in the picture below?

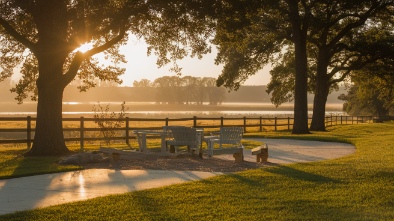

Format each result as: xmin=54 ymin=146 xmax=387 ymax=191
xmin=61 ymin=138 xmax=356 ymax=173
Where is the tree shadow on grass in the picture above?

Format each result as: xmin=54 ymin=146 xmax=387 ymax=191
xmin=265 ymin=165 xmax=341 ymax=183
xmin=9 ymin=155 xmax=80 ymax=178
xmin=277 ymin=198 xmax=369 ymax=220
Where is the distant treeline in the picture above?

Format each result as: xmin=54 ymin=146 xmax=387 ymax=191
xmin=61 ymin=84 xmax=273 ymax=104
xmin=132 ymin=76 xmax=226 ymax=105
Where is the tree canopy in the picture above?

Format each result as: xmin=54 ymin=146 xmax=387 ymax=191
xmin=0 ymin=0 xmax=217 ymax=155
xmin=212 ymin=0 xmax=394 ymax=132
xmin=339 ymin=60 xmax=394 ymax=118
xmin=213 ymin=0 xmax=312 ymax=134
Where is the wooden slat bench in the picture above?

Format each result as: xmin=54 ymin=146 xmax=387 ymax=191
xmin=205 ymin=127 xmax=244 ymax=162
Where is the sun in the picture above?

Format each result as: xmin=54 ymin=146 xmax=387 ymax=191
xmin=76 ymin=42 xmax=94 ymax=53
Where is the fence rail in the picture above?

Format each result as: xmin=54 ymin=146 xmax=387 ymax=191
xmin=0 ymin=115 xmax=390 ymax=150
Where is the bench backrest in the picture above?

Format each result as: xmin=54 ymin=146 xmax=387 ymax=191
xmin=166 ymin=126 xmax=198 ymax=146
xmin=219 ymin=127 xmax=243 ymax=147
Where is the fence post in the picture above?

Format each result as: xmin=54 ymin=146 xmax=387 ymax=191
xmin=243 ymin=116 xmax=247 ymax=133
xmin=331 ymin=114 xmax=333 ymax=126
xmin=165 ymin=118 xmax=169 ymax=126
xmin=125 ymin=117 xmax=130 ymax=146
xmin=274 ymin=117 xmax=277 ymax=131
xmin=324 ymin=116 xmax=326 ymax=127
xmin=340 ymin=116 xmax=343 ymax=124
xmin=27 ymin=116 xmax=31 ymax=150
xmin=193 ymin=116 xmax=197 ymax=128
xmin=80 ymin=117 xmax=84 ymax=152
xmin=288 ymin=117 xmax=290 ymax=130
xmin=220 ymin=117 xmax=224 ymax=127
xmin=259 ymin=116 xmax=262 ymax=132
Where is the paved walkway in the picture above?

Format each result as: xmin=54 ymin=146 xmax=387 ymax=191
xmin=0 ymin=139 xmax=355 ymax=215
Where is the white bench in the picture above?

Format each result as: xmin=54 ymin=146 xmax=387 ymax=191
xmin=205 ymin=127 xmax=244 ymax=162
xmin=165 ymin=126 xmax=200 ymax=155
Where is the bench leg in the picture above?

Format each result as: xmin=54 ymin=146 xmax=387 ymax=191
xmin=208 ymin=140 xmax=214 ymax=157
xmin=256 ymin=153 xmax=268 ymax=163
xmin=169 ymin=145 xmax=175 ymax=153
xmin=233 ymin=150 xmax=243 ymax=162
xmin=190 ymin=145 xmax=199 ymax=156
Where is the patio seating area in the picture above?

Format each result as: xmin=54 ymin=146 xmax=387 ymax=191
xmin=128 ymin=126 xmax=247 ymax=161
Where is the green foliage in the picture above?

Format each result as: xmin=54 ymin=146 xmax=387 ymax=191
xmin=339 ymin=61 xmax=394 ymax=117
xmin=266 ymin=49 xmax=316 ymax=107
xmin=213 ymin=0 xmax=394 ymax=132
xmin=213 ymin=0 xmax=285 ymax=90
xmin=0 ymin=0 xmax=132 ymax=101
xmin=1 ymin=0 xmax=219 ymax=154
xmin=265 ymin=2 xmax=394 ymax=108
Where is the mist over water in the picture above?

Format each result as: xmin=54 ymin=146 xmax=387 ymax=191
xmin=0 ymin=101 xmax=345 ymax=117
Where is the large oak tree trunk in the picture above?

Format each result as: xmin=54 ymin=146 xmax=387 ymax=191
xmin=26 ymin=54 xmax=70 ymax=156
xmin=310 ymin=83 xmax=329 ymax=131
xmin=310 ymin=48 xmax=330 ymax=131
xmin=292 ymin=40 xmax=310 ymax=134
xmin=288 ymin=1 xmax=310 ymax=134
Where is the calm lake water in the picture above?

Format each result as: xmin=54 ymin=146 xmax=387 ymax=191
xmin=0 ymin=101 xmax=345 ymax=117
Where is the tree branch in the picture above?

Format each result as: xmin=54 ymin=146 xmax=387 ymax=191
xmin=329 ymin=70 xmax=351 ymax=85
xmin=61 ymin=26 xmax=127 ymax=87
xmin=83 ymin=26 xmax=127 ymax=58
xmin=0 ymin=17 xmax=37 ymax=52
xmin=61 ymin=52 xmax=84 ymax=87
xmin=327 ymin=3 xmax=385 ymax=48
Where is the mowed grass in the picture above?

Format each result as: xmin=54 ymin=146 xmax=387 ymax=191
xmin=0 ymin=122 xmax=393 ymax=220
xmin=0 ymin=146 xmax=81 ymax=179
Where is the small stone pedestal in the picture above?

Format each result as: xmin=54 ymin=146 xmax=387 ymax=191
xmin=251 ymin=144 xmax=268 ymax=163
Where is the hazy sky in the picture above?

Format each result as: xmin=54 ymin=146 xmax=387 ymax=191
xmin=11 ymin=36 xmax=272 ymax=87
xmin=117 ymin=36 xmax=272 ymax=87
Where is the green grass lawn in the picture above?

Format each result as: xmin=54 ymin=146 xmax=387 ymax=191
xmin=1 ymin=122 xmax=393 ymax=220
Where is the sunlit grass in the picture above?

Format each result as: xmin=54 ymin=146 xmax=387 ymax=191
xmin=0 ymin=147 xmax=81 ymax=179
xmin=0 ymin=122 xmax=393 ymax=220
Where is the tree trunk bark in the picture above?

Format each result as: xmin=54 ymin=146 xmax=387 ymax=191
xmin=26 ymin=54 xmax=70 ymax=156
xmin=292 ymin=40 xmax=310 ymax=134
xmin=310 ymin=48 xmax=330 ymax=131
xmin=287 ymin=1 xmax=310 ymax=134
xmin=310 ymin=82 xmax=330 ymax=131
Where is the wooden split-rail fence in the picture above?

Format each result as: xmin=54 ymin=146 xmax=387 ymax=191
xmin=0 ymin=115 xmax=385 ymax=150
